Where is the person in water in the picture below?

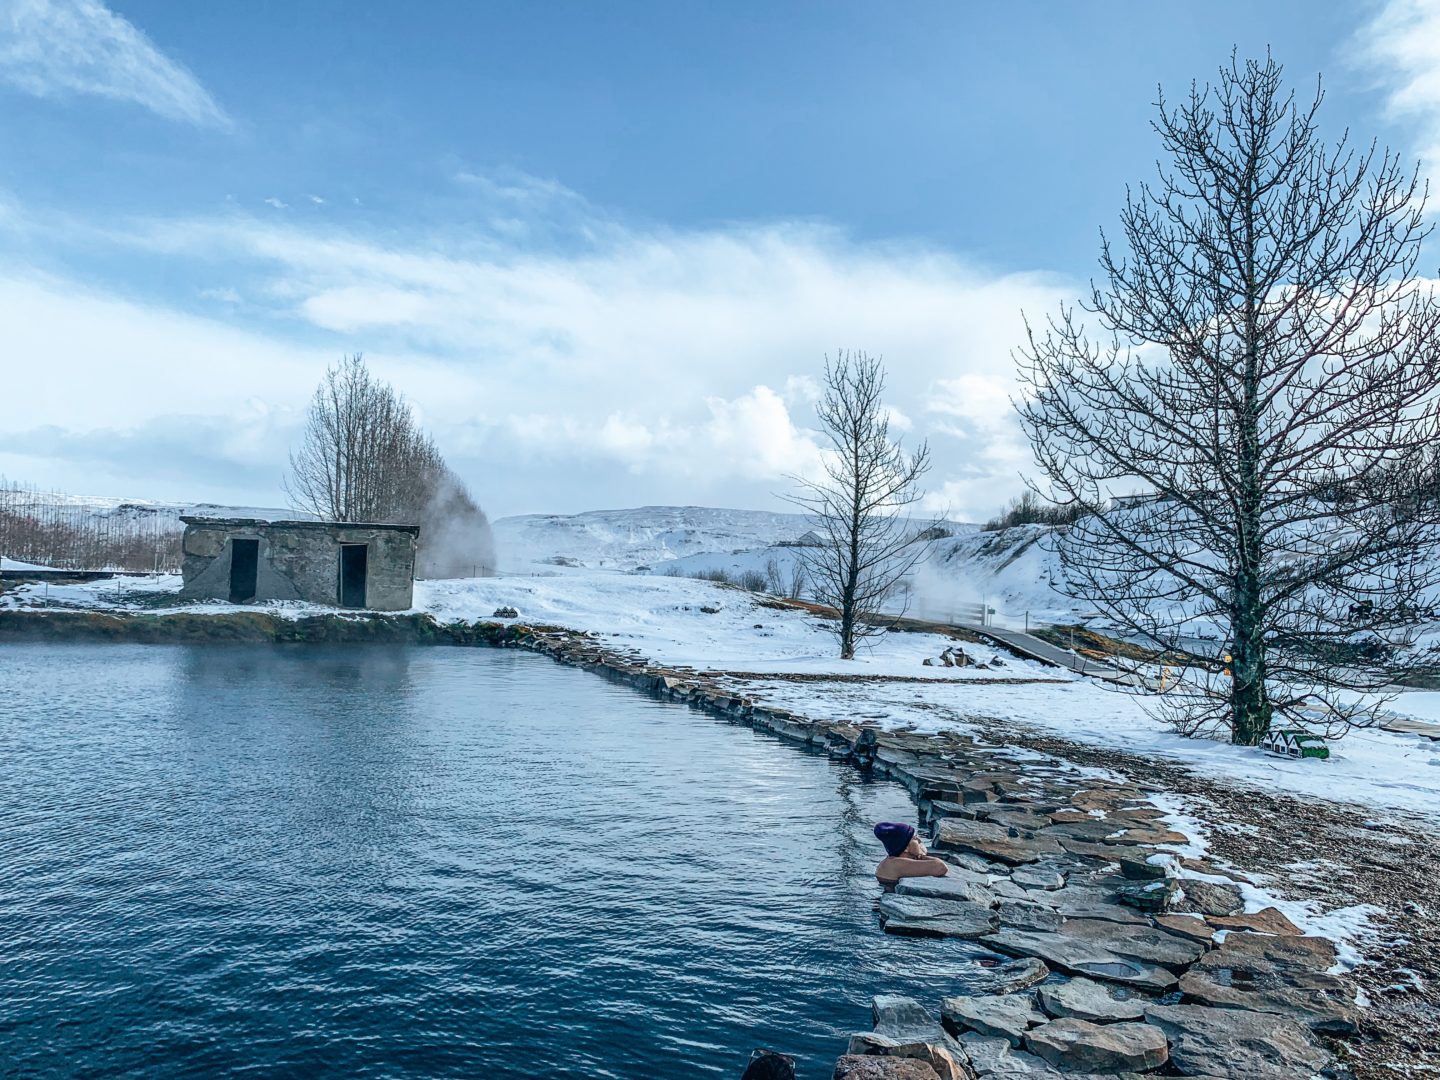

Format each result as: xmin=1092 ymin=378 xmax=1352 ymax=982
xmin=874 ymin=822 xmax=949 ymax=887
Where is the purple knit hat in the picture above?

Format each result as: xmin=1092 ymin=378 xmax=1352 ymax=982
xmin=874 ymin=821 xmax=916 ymax=857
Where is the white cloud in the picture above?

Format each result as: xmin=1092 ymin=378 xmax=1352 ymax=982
xmin=0 ymin=177 xmax=1071 ymax=518
xmin=1356 ymin=0 xmax=1440 ymax=196
xmin=264 ymin=197 xmax=288 ymax=210
xmin=0 ymin=0 xmax=229 ymax=127
xmin=927 ymin=373 xmax=1015 ymax=430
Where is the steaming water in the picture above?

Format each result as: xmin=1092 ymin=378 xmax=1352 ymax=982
xmin=0 ymin=644 xmax=990 ymax=1079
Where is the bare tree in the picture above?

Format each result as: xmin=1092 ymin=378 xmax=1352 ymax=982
xmin=787 ymin=352 xmax=933 ymax=659
xmin=286 ymin=354 xmax=438 ymax=523
xmin=1016 ymin=54 xmax=1440 ymax=743
xmin=286 ymin=355 xmax=495 ymax=576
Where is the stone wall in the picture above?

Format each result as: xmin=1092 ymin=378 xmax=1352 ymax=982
xmin=178 ymin=518 xmax=418 ymax=610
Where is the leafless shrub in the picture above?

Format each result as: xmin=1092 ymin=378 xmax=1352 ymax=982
xmin=736 ymin=568 xmax=768 ymax=592
xmin=983 ymin=491 xmax=1094 ymax=532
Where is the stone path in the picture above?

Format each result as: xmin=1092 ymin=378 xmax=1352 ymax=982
xmin=831 ymin=729 xmax=1353 ymax=1078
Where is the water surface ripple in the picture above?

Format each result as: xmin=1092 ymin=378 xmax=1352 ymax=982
xmin=0 ymin=644 xmax=986 ymax=1079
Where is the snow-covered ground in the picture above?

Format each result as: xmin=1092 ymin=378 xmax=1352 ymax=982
xmin=1 ymin=555 xmax=58 ymax=571
xmin=7 ymin=566 xmax=1440 ymax=826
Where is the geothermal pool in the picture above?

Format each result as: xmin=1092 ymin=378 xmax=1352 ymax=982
xmin=0 ymin=644 xmax=989 ymax=1079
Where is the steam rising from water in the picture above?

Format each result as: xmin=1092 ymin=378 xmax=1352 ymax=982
xmin=416 ymin=469 xmax=497 ymax=579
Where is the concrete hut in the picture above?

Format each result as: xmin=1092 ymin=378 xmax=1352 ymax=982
xmin=179 ymin=515 xmax=418 ymax=611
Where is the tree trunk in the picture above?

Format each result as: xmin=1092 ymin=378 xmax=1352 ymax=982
xmin=1231 ymin=152 xmax=1270 ymax=746
xmin=1230 ymin=586 xmax=1271 ymax=744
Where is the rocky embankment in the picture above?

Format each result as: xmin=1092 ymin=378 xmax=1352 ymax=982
xmin=2 ymin=608 xmax=1387 ymax=1078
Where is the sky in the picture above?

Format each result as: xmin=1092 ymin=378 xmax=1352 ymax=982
xmin=2 ymin=1 xmax=1439 ymax=520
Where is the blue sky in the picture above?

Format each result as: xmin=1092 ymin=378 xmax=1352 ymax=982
xmin=2 ymin=1 xmax=1438 ymax=519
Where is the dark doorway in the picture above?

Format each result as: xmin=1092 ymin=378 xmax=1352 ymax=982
xmin=339 ymin=544 xmax=368 ymax=608
xmin=228 ymin=539 xmax=259 ymax=603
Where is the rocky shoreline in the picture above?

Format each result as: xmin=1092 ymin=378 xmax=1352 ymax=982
xmin=530 ymin=631 xmax=1363 ymax=1079
xmin=1 ymin=609 xmax=1379 ymax=1077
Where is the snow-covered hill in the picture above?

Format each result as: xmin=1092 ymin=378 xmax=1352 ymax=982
xmin=653 ymin=519 xmax=1079 ymax=626
xmin=491 ymin=505 xmax=822 ymax=572
xmin=490 ymin=505 xmax=1087 ymax=624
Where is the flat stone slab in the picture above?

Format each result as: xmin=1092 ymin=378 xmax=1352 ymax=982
xmin=1011 ymin=865 xmax=1067 ymax=891
xmin=975 ymin=957 xmax=1051 ymax=995
xmin=1025 ymin=1018 xmax=1169 ymax=1073
xmin=1182 ymin=941 xmax=1356 ymax=1032
xmin=1036 ymin=977 xmax=1148 ymax=1022
xmin=990 ymin=878 xmax=1040 ymax=903
xmin=1202 ymin=928 xmax=1337 ymax=970
xmin=941 ymin=993 xmax=1046 ymax=1046
xmin=1205 ymin=906 xmax=1302 ymax=936
xmin=1153 ymin=914 xmax=1215 ymax=945
xmin=1114 ymin=878 xmax=1176 ymax=912
xmin=1103 ymin=828 xmax=1190 ymax=846
xmin=926 ymin=799 xmax=976 ymax=819
xmin=1144 ymin=1003 xmax=1333 ymax=1079
xmin=1173 ymin=879 xmax=1244 ymax=917
xmin=1178 ymin=967 xmax=1357 ymax=1035
xmin=1042 ymin=819 xmax=1122 ymax=844
xmin=1047 ymin=887 xmax=1148 ymax=926
xmin=897 ymin=871 xmax=995 ymax=906
xmin=996 ymin=899 xmax=1064 ymax=933
xmin=1057 ymin=838 xmax=1126 ymax=862
xmin=880 ymin=895 xmax=998 ymax=940
xmin=980 ymin=930 xmax=1177 ymax=991
xmin=940 ymin=850 xmax=1005 ymax=875
xmin=936 ymin=818 xmax=1062 ymax=865
xmin=1058 ymin=918 xmax=1207 ymax=971
xmin=873 ymin=995 xmax=945 ymax=1044
xmin=954 ymin=1034 xmax=1046 ymax=1077
xmin=1112 ymin=848 xmax=1170 ymax=881
xmin=975 ymin=807 xmax=1048 ymax=833
xmin=851 ymin=995 xmax=969 ymax=1079
xmin=833 ymin=1056 xmax=941 ymax=1080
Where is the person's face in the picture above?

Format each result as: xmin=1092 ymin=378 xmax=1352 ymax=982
xmin=905 ymin=834 xmax=927 ymax=858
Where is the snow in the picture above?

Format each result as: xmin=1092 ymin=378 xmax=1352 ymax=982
xmin=417 ymin=573 xmax=1034 ymax=681
xmin=1380 ymin=690 xmax=1440 ymax=724
xmin=181 ymin=504 xmax=320 ymax=523
xmin=1 ymin=555 xmax=58 ymax=571
xmin=1146 ymin=792 xmax=1385 ymax=974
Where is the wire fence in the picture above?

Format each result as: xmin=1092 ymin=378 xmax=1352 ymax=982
xmin=0 ymin=480 xmax=183 ymax=573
